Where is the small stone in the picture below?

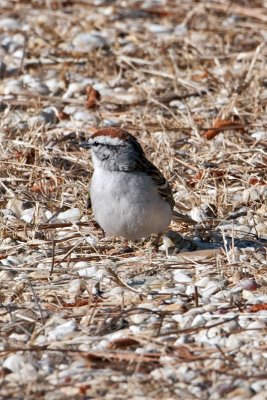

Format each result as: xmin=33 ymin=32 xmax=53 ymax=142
xmin=40 ymin=107 xmax=58 ymax=124
xmin=22 ymin=74 xmax=49 ymax=94
xmin=63 ymin=82 xmax=91 ymax=99
xmin=7 ymin=256 xmax=20 ymax=265
xmin=48 ymin=319 xmax=77 ymax=340
xmin=9 ymin=333 xmax=29 ymax=342
xmin=202 ymin=280 xmax=221 ymax=299
xmin=147 ymin=24 xmax=172 ymax=34
xmin=251 ymin=130 xmax=267 ymax=140
xmin=129 ymin=313 xmax=149 ymax=325
xmin=226 ymin=334 xmax=242 ymax=349
xmin=72 ymin=31 xmax=109 ymax=52
xmin=169 ymin=100 xmax=187 ymax=109
xmin=255 ymin=223 xmax=267 ymax=239
xmin=185 ymin=285 xmax=195 ymax=296
xmin=45 ymin=77 xmax=65 ymax=94
xmin=68 ymin=279 xmax=84 ymax=297
xmin=79 ymin=267 xmax=104 ymax=281
xmin=3 ymin=354 xmax=26 ymax=373
xmin=195 ymin=276 xmax=210 ymax=287
xmin=21 ymin=207 xmax=35 ymax=223
xmin=237 ymin=278 xmax=259 ymax=291
xmin=0 ymin=270 xmax=15 ymax=280
xmin=190 ymin=203 xmax=216 ymax=222
xmin=57 ymin=208 xmax=81 ymax=222
xmin=77 ymin=264 xmax=98 ymax=277
xmin=0 ymin=18 xmax=20 ymax=31
xmin=191 ymin=314 xmax=206 ymax=327
xmin=243 ymin=187 xmax=267 ymax=202
xmin=242 ymin=290 xmax=257 ymax=301
xmin=73 ymin=110 xmax=97 ymax=123
xmin=173 ymin=271 xmax=192 ymax=283
xmin=246 ymin=320 xmax=266 ymax=336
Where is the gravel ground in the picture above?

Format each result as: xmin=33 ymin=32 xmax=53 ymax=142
xmin=0 ymin=1 xmax=267 ymax=399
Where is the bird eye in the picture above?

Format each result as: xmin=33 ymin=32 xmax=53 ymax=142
xmin=92 ymin=141 xmax=99 ymax=147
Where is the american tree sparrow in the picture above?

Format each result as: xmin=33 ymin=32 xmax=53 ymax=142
xmin=81 ymin=127 xmax=195 ymax=240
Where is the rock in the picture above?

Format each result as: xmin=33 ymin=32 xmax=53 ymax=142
xmin=63 ymin=81 xmax=91 ymax=99
xmin=191 ymin=314 xmax=206 ymax=327
xmin=190 ymin=203 xmax=216 ymax=222
xmin=73 ymin=110 xmax=97 ymax=123
xmin=4 ymin=79 xmax=23 ymax=95
xmin=243 ymin=187 xmax=267 ymax=202
xmin=251 ymin=130 xmax=267 ymax=140
xmin=237 ymin=278 xmax=259 ymax=291
xmin=57 ymin=208 xmax=81 ymax=222
xmin=246 ymin=320 xmax=266 ymax=336
xmin=21 ymin=207 xmax=35 ymax=223
xmin=173 ymin=271 xmax=193 ymax=283
xmin=147 ymin=24 xmax=172 ymax=34
xmin=255 ymin=223 xmax=267 ymax=239
xmin=77 ymin=264 xmax=98 ymax=277
xmin=47 ymin=319 xmax=77 ymax=340
xmin=68 ymin=279 xmax=84 ymax=297
xmin=202 ymin=280 xmax=221 ymax=299
xmin=72 ymin=31 xmax=109 ymax=52
xmin=40 ymin=107 xmax=58 ymax=124
xmin=3 ymin=354 xmax=26 ymax=373
xmin=195 ymin=276 xmax=210 ymax=287
xmin=0 ymin=18 xmax=20 ymax=31
xmin=22 ymin=74 xmax=49 ymax=94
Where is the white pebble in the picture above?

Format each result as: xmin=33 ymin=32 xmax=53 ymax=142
xmin=195 ymin=276 xmax=210 ymax=288
xmin=226 ymin=334 xmax=242 ymax=349
xmin=243 ymin=187 xmax=267 ymax=202
xmin=255 ymin=223 xmax=267 ymax=238
xmin=68 ymin=279 xmax=83 ymax=296
xmin=79 ymin=267 xmax=104 ymax=281
xmin=4 ymin=79 xmax=23 ymax=95
xmin=73 ymin=110 xmax=97 ymax=123
xmin=251 ymin=130 xmax=267 ymax=140
xmin=9 ymin=333 xmax=29 ymax=342
xmin=129 ymin=313 xmax=149 ymax=325
xmin=63 ymin=81 xmax=91 ymax=99
xmin=190 ymin=203 xmax=215 ymax=222
xmin=74 ymin=261 xmax=91 ymax=269
xmin=173 ymin=271 xmax=192 ymax=283
xmin=6 ymin=256 xmax=21 ymax=265
xmin=191 ymin=314 xmax=206 ymax=327
xmin=21 ymin=208 xmax=35 ymax=223
xmin=72 ymin=31 xmax=108 ymax=52
xmin=3 ymin=354 xmax=26 ymax=373
xmin=147 ymin=24 xmax=172 ymax=34
xmin=242 ymin=290 xmax=257 ymax=301
xmin=48 ymin=320 xmax=77 ymax=340
xmin=57 ymin=208 xmax=80 ymax=222
xmin=202 ymin=280 xmax=221 ymax=298
xmin=237 ymin=279 xmax=259 ymax=291
xmin=185 ymin=285 xmax=196 ymax=296
xmin=246 ymin=320 xmax=266 ymax=336
xmin=0 ymin=18 xmax=20 ymax=31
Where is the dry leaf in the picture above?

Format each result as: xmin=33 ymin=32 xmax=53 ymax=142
xmin=85 ymin=85 xmax=101 ymax=109
xmin=203 ymin=119 xmax=245 ymax=140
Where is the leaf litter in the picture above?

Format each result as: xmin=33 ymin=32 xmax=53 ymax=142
xmin=0 ymin=1 xmax=267 ymax=399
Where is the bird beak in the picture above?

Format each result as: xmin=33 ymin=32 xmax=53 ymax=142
xmin=79 ymin=141 xmax=91 ymax=148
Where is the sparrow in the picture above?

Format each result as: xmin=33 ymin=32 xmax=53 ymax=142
xmin=81 ymin=127 xmax=195 ymax=240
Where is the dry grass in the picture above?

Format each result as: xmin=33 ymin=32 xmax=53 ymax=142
xmin=0 ymin=1 xmax=267 ymax=399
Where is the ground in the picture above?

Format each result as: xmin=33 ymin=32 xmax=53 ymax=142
xmin=0 ymin=1 xmax=267 ymax=399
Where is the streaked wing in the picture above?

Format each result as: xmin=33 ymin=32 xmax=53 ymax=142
xmin=136 ymin=156 xmax=175 ymax=209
